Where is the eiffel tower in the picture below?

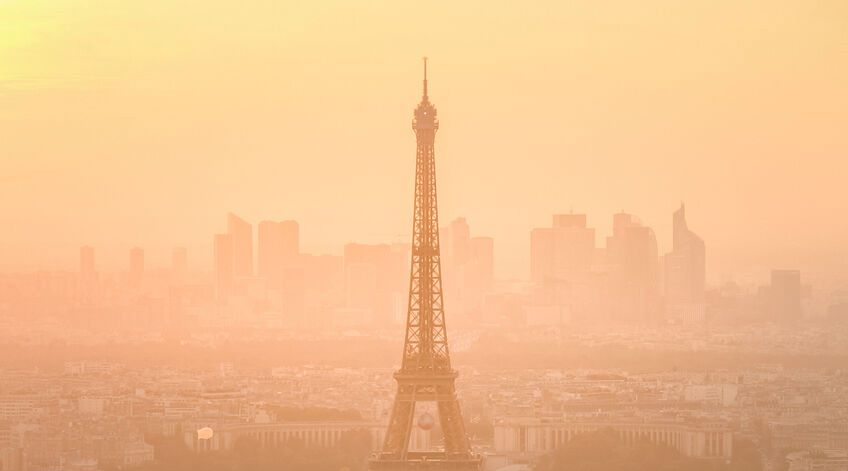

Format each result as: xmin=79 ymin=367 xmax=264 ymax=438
xmin=370 ymin=59 xmax=481 ymax=471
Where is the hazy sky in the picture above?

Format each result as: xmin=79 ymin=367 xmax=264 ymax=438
xmin=1 ymin=0 xmax=846 ymax=282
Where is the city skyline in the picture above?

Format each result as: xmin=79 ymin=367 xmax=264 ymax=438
xmin=37 ymin=208 xmax=676 ymax=279
xmin=9 ymin=203 xmax=821 ymax=287
xmin=0 ymin=202 xmax=829 ymax=285
xmin=2 ymin=1 xmax=847 ymax=282
xmin=34 ymin=203 xmax=815 ymax=330
xmin=2 ymin=171 xmax=843 ymax=284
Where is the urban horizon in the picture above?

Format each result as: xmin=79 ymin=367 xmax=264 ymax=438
xmin=2 ymin=2 xmax=846 ymax=471
xmin=4 ymin=202 xmax=845 ymax=287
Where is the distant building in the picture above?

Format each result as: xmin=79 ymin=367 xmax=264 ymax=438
xmin=172 ymin=246 xmax=188 ymax=280
xmin=99 ymin=436 xmax=154 ymax=468
xmin=769 ymin=269 xmax=802 ymax=322
xmin=257 ymin=220 xmax=299 ymax=286
xmin=301 ymin=253 xmax=344 ymax=324
xmin=442 ymin=218 xmax=495 ymax=321
xmin=664 ymin=204 xmax=706 ymax=324
xmin=494 ymin=417 xmax=732 ymax=461
xmin=213 ymin=234 xmax=234 ymax=302
xmin=0 ymin=447 xmax=25 ymax=471
xmin=129 ymin=247 xmax=144 ymax=286
xmin=787 ymin=449 xmax=848 ymax=471
xmin=182 ymin=421 xmax=388 ymax=453
xmin=227 ymin=213 xmax=253 ymax=277
xmin=606 ymin=213 xmax=660 ymax=323
xmin=343 ymin=243 xmax=406 ymax=326
xmin=827 ymin=302 xmax=848 ymax=324
xmin=530 ymin=214 xmax=595 ymax=283
xmin=683 ymin=384 xmax=737 ymax=406
xmin=529 ymin=213 xmax=603 ymax=324
xmin=256 ymin=220 xmax=302 ymax=319
xmin=301 ymin=254 xmax=343 ymax=292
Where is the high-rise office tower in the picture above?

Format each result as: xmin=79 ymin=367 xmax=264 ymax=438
xmin=664 ymin=204 xmax=706 ymax=323
xmin=371 ymin=59 xmax=479 ymax=471
xmin=530 ymin=213 xmax=595 ymax=283
xmin=441 ymin=218 xmax=495 ymax=321
xmin=257 ymin=220 xmax=299 ymax=284
xmin=606 ymin=213 xmax=660 ymax=323
xmin=213 ymin=234 xmax=234 ymax=302
xmin=227 ymin=212 xmax=253 ymax=277
xmin=129 ymin=247 xmax=144 ymax=286
xmin=530 ymin=228 xmax=555 ymax=283
xmin=258 ymin=220 xmax=303 ymax=318
xmin=528 ymin=213 xmax=598 ymax=324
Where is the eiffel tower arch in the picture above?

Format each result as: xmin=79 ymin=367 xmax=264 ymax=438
xmin=369 ymin=59 xmax=482 ymax=471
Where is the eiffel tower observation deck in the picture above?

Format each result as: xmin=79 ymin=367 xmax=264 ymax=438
xmin=369 ymin=59 xmax=482 ymax=471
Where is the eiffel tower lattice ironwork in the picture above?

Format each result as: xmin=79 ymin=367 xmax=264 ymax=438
xmin=369 ymin=59 xmax=481 ymax=471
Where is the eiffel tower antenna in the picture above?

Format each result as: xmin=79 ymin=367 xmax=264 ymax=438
xmin=369 ymin=60 xmax=480 ymax=471
xmin=423 ymin=56 xmax=428 ymax=99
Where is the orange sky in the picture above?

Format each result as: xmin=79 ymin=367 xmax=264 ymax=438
xmin=1 ymin=0 xmax=846 ymax=282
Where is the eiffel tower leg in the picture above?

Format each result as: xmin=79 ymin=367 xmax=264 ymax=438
xmin=437 ymin=391 xmax=470 ymax=455
xmin=383 ymin=387 xmax=416 ymax=458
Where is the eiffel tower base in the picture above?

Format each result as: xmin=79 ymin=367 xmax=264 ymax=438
xmin=369 ymin=452 xmax=482 ymax=470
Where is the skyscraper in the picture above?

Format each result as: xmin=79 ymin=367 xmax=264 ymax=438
xmin=529 ymin=213 xmax=598 ymax=324
xmin=441 ymin=218 xmax=495 ymax=321
xmin=227 ymin=212 xmax=253 ymax=277
xmin=257 ymin=220 xmax=299 ymax=285
xmin=530 ymin=213 xmax=595 ymax=283
xmin=664 ymin=204 xmax=706 ymax=323
xmin=257 ymin=220 xmax=303 ymax=319
xmin=606 ymin=213 xmax=660 ymax=323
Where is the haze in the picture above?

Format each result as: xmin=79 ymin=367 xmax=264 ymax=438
xmin=1 ymin=0 xmax=846 ymax=282
xmin=2 ymin=3 xmax=848 ymax=471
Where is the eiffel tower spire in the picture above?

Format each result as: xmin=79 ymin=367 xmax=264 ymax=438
xmin=369 ymin=60 xmax=480 ymax=471
xmin=422 ymin=56 xmax=428 ymax=100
